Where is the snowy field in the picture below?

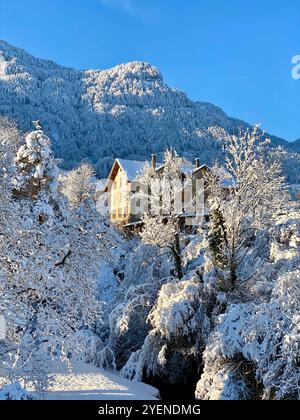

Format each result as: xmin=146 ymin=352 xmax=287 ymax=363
xmin=46 ymin=361 xmax=159 ymax=400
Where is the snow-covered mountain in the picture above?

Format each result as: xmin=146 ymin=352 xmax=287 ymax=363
xmin=0 ymin=40 xmax=299 ymax=181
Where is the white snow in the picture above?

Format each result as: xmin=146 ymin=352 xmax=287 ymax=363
xmin=0 ymin=53 xmax=7 ymax=74
xmin=117 ymin=159 xmax=148 ymax=181
xmin=0 ymin=316 xmax=6 ymax=340
xmin=46 ymin=361 xmax=158 ymax=400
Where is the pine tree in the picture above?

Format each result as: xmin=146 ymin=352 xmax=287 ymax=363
xmin=13 ymin=126 xmax=58 ymax=199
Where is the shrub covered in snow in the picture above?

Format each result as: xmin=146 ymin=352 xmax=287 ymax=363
xmin=196 ymin=268 xmax=300 ymax=400
xmin=121 ymin=276 xmax=213 ymax=398
xmin=0 ymin=382 xmax=35 ymax=400
xmin=63 ymin=330 xmax=104 ymax=364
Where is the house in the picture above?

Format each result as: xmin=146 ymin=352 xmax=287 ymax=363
xmin=103 ymin=157 xmax=153 ymax=226
xmin=104 ymin=154 xmax=211 ymax=230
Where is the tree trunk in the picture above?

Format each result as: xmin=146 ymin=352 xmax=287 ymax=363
xmin=173 ymin=233 xmax=183 ymax=279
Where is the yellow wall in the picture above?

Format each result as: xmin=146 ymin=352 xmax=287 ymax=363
xmin=110 ymin=168 xmax=130 ymax=223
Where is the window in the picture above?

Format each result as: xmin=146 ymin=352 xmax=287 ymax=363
xmin=135 ymin=185 xmax=141 ymax=208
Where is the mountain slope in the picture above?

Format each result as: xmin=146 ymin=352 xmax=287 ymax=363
xmin=0 ymin=40 xmax=299 ymax=182
xmin=292 ymin=139 xmax=300 ymax=153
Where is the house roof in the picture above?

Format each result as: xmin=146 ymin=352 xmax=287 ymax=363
xmin=104 ymin=158 xmax=212 ymax=192
xmin=117 ymin=159 xmax=147 ymax=181
xmin=193 ymin=164 xmax=209 ymax=174
xmin=155 ymin=163 xmax=209 ymax=176
xmin=104 ymin=158 xmax=151 ymax=192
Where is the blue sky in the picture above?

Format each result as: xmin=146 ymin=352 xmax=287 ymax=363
xmin=0 ymin=0 xmax=299 ymax=141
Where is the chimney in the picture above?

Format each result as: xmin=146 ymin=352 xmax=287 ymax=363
xmin=151 ymin=154 xmax=157 ymax=171
xmin=195 ymin=158 xmax=200 ymax=169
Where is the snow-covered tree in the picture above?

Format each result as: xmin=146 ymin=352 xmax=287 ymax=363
xmin=96 ymin=237 xmax=172 ymax=371
xmin=194 ymin=190 xmax=300 ymax=400
xmin=206 ymin=127 xmax=288 ymax=291
xmin=13 ymin=127 xmax=59 ymax=199
xmin=60 ymin=162 xmax=95 ymax=208
xmin=0 ymin=117 xmax=22 ymax=156
xmin=0 ymin=126 xmax=110 ymax=397
xmin=139 ymin=149 xmax=192 ymax=279
xmin=121 ymin=274 xmax=213 ymax=398
xmin=196 ymin=268 xmax=300 ymax=400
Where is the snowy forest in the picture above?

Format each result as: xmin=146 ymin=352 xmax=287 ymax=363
xmin=0 ymin=114 xmax=299 ymax=400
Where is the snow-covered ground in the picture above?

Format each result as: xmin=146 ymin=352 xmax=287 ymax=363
xmin=46 ymin=361 xmax=159 ymax=400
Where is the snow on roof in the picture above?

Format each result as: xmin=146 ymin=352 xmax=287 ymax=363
xmin=104 ymin=158 xmax=164 ymax=191
xmin=156 ymin=163 xmax=209 ymax=175
xmin=104 ymin=157 xmax=232 ymax=192
xmin=117 ymin=159 xmax=147 ymax=181
xmin=109 ymin=158 xmax=209 ymax=184
xmin=193 ymin=164 xmax=209 ymax=174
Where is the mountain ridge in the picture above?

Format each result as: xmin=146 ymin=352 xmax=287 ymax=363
xmin=292 ymin=138 xmax=300 ymax=153
xmin=0 ymin=39 xmax=299 ymax=182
